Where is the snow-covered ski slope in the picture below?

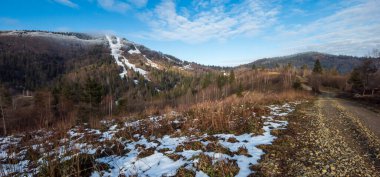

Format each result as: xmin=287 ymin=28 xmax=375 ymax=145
xmin=105 ymin=35 xmax=149 ymax=80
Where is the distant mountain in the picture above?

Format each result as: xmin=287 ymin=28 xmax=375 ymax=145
xmin=241 ymin=52 xmax=373 ymax=73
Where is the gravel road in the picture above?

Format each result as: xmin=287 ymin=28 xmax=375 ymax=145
xmin=252 ymin=94 xmax=380 ymax=176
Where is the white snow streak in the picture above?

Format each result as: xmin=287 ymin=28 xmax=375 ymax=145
xmin=105 ymin=35 xmax=149 ymax=80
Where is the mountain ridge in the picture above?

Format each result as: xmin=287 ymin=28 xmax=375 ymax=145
xmin=240 ymin=51 xmax=374 ymax=73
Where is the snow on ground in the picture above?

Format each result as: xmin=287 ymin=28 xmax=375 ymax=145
xmin=183 ymin=64 xmax=193 ymax=70
xmin=128 ymin=44 xmax=141 ymax=54
xmin=105 ymin=35 xmax=149 ymax=80
xmin=144 ymin=55 xmax=161 ymax=69
xmin=175 ymin=64 xmax=193 ymax=71
xmin=0 ymin=102 xmax=301 ymax=176
xmin=91 ymin=102 xmax=298 ymax=176
xmin=98 ymin=103 xmax=296 ymax=177
xmin=0 ymin=31 xmax=103 ymax=44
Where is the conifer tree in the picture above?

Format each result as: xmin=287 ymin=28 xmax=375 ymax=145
xmin=229 ymin=70 xmax=235 ymax=84
xmin=313 ymin=59 xmax=323 ymax=74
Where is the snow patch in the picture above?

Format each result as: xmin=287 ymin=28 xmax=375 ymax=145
xmin=144 ymin=55 xmax=160 ymax=69
xmin=0 ymin=102 xmax=301 ymax=176
xmin=183 ymin=64 xmax=193 ymax=70
xmin=128 ymin=44 xmax=141 ymax=54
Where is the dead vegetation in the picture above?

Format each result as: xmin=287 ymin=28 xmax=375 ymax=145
xmin=195 ymin=153 xmax=239 ymax=177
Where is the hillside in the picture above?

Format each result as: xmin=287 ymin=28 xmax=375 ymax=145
xmin=0 ymin=30 xmax=212 ymax=90
xmin=3 ymin=0 xmax=380 ymax=176
xmin=0 ymin=30 xmax=227 ymax=133
xmin=1 ymin=30 xmax=380 ymax=177
xmin=241 ymin=52 xmax=372 ymax=73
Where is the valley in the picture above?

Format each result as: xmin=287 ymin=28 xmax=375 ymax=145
xmin=0 ymin=30 xmax=379 ymax=176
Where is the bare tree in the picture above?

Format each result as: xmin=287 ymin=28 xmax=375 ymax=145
xmin=349 ymin=59 xmax=378 ymax=95
xmin=0 ymin=97 xmax=6 ymax=135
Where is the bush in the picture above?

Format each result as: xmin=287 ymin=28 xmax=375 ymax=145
xmin=292 ymin=80 xmax=302 ymax=90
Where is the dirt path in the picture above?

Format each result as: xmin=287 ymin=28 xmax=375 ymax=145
xmin=252 ymin=95 xmax=380 ymax=176
xmin=334 ymin=98 xmax=380 ymax=137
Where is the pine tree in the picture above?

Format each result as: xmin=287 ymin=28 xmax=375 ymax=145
xmin=313 ymin=59 xmax=323 ymax=74
xmin=83 ymin=78 xmax=104 ymax=106
xmin=236 ymin=82 xmax=243 ymax=97
xmin=229 ymin=70 xmax=235 ymax=84
xmin=217 ymin=75 xmax=227 ymax=89
xmin=348 ymin=68 xmax=363 ymax=92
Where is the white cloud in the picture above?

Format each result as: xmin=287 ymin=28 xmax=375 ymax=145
xmin=290 ymin=8 xmax=305 ymax=16
xmin=128 ymin=0 xmax=148 ymax=8
xmin=278 ymin=0 xmax=380 ymax=56
xmin=97 ymin=0 xmax=130 ymax=13
xmin=54 ymin=0 xmax=78 ymax=8
xmin=97 ymin=0 xmax=148 ymax=13
xmin=141 ymin=0 xmax=279 ymax=43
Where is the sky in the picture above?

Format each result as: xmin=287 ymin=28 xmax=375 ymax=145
xmin=0 ymin=0 xmax=379 ymax=66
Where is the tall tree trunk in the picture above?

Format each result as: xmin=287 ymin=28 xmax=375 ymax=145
xmin=1 ymin=104 xmax=6 ymax=135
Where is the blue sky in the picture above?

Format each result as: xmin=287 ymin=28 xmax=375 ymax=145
xmin=1 ymin=0 xmax=379 ymax=66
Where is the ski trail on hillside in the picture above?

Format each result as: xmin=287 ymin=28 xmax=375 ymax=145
xmin=105 ymin=35 xmax=149 ymax=80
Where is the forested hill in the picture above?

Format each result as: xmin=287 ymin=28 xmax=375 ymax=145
xmin=241 ymin=52 xmax=373 ymax=73
xmin=0 ymin=30 xmax=214 ymax=90
xmin=0 ymin=30 xmax=107 ymax=90
xmin=0 ymin=30 xmax=230 ymax=131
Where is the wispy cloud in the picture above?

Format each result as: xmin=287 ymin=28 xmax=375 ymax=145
xmin=140 ymin=0 xmax=279 ymax=43
xmin=290 ymin=8 xmax=306 ymax=16
xmin=279 ymin=0 xmax=380 ymax=56
xmin=97 ymin=0 xmax=148 ymax=13
xmin=54 ymin=0 xmax=78 ymax=8
xmin=97 ymin=0 xmax=130 ymax=13
xmin=128 ymin=0 xmax=148 ymax=8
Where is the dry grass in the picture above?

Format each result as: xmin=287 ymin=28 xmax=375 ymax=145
xmin=137 ymin=147 xmax=156 ymax=159
xmin=236 ymin=146 xmax=251 ymax=157
xmin=95 ymin=140 xmax=129 ymax=158
xmin=195 ymin=153 xmax=239 ymax=177
xmin=109 ymin=90 xmax=311 ymax=138
xmin=38 ymin=154 xmax=109 ymax=177
xmin=175 ymin=166 xmax=196 ymax=177
xmin=179 ymin=90 xmax=311 ymax=135
xmin=205 ymin=142 xmax=234 ymax=156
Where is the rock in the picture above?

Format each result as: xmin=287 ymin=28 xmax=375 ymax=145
xmin=330 ymin=166 xmax=335 ymax=171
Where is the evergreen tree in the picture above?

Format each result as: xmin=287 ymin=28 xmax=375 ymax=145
xmin=229 ymin=70 xmax=235 ymax=84
xmin=217 ymin=75 xmax=227 ymax=89
xmin=83 ymin=78 xmax=104 ymax=106
xmin=313 ymin=59 xmax=323 ymax=74
xmin=236 ymin=82 xmax=243 ymax=97
xmin=348 ymin=68 xmax=363 ymax=92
